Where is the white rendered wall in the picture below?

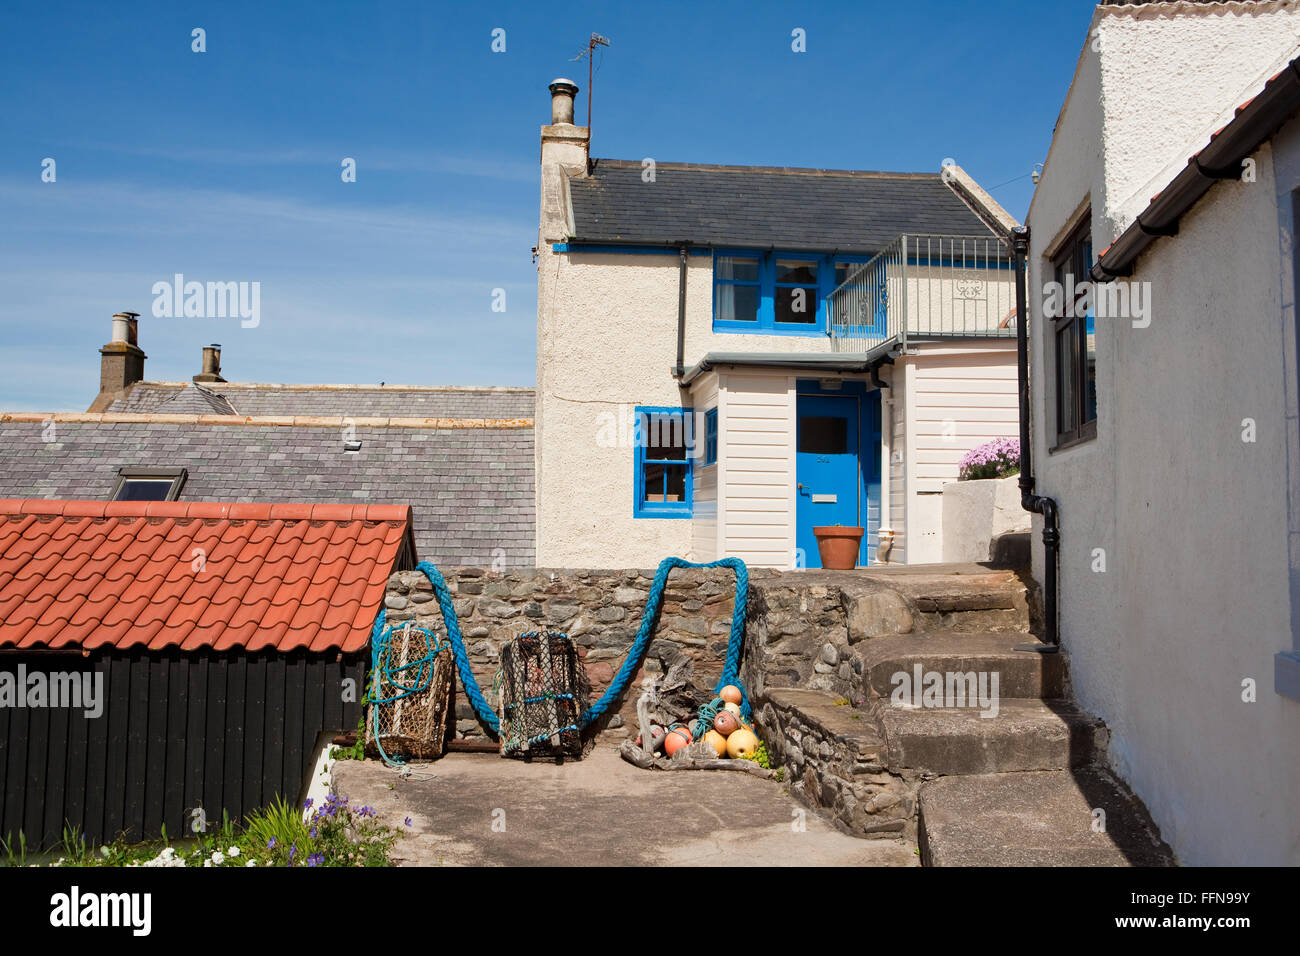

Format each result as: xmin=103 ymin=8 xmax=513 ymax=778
xmin=1027 ymin=5 xmax=1300 ymax=862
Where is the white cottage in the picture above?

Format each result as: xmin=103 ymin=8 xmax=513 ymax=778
xmin=1025 ymin=0 xmax=1300 ymax=865
xmin=535 ymin=79 xmax=1021 ymax=569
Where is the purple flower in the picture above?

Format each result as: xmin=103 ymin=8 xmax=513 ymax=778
xmin=959 ymin=438 xmax=1021 ymax=480
xmin=288 ymin=845 xmax=297 ymax=863
xmin=303 ymin=798 xmax=314 ymax=810
xmin=267 ymin=837 xmax=276 ymax=849
xmin=310 ymin=827 xmax=318 ymax=839
xmin=404 ymin=817 xmax=413 ymax=827
xmin=307 ymin=853 xmax=324 ymax=867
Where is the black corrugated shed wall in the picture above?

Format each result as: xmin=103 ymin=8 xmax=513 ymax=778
xmin=0 ymin=648 xmax=365 ymax=849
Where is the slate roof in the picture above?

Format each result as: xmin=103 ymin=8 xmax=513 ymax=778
xmin=567 ymin=160 xmax=994 ymax=255
xmin=106 ymin=383 xmax=535 ymax=419
xmin=153 ymin=383 xmax=238 ymax=416
xmin=0 ymin=500 xmax=412 ymax=652
xmin=0 ymin=419 xmax=535 ymax=567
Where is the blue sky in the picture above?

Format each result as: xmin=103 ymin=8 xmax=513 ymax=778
xmin=0 ymin=0 xmax=1097 ymax=412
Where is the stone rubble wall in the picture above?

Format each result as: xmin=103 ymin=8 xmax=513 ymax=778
xmin=753 ymin=689 xmax=918 ymax=840
xmin=383 ymin=566 xmax=745 ymax=741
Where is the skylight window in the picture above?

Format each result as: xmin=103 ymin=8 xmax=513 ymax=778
xmin=110 ymin=467 xmax=188 ymax=502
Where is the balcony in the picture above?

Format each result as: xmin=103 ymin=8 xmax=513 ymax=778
xmin=828 ymin=234 xmax=1016 ymax=356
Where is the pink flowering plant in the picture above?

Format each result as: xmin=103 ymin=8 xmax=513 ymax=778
xmin=958 ymin=438 xmax=1020 ymax=481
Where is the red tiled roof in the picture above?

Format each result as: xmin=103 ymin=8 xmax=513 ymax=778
xmin=0 ymin=500 xmax=413 ymax=653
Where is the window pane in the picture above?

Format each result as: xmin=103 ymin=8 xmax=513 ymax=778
xmin=834 ymin=262 xmax=862 ymax=288
xmin=1082 ymin=315 xmax=1097 ymax=424
xmin=1056 ymin=323 xmax=1077 ymax=436
xmin=717 ymin=284 xmax=759 ymax=322
xmin=641 ymin=412 xmax=689 ymax=460
xmin=775 ymin=285 xmax=818 ymax=324
xmin=799 ymin=416 xmax=848 ymax=454
xmin=643 ymin=463 xmax=687 ymax=502
xmin=116 ymin=479 xmax=174 ymax=501
xmin=776 ymin=259 xmax=817 ymax=284
xmin=716 ymin=256 xmax=759 ymax=282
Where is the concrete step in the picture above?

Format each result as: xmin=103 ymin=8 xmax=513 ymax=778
xmin=918 ymin=769 xmax=1175 ymax=866
xmin=875 ymin=698 xmax=1107 ymax=775
xmin=851 ymin=632 xmax=1066 ymax=702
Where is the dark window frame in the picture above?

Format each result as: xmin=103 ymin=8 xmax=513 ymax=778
xmin=110 ymin=466 xmax=188 ymax=502
xmin=1050 ymin=217 xmax=1097 ymax=450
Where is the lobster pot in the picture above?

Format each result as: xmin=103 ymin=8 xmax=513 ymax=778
xmin=498 ymin=631 xmax=589 ymax=758
xmin=367 ymin=624 xmax=454 ymax=760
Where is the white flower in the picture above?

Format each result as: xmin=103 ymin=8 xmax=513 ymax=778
xmin=228 ymin=846 xmax=240 ymax=858
xmin=210 ymin=851 xmax=225 ymax=866
xmin=245 ymin=859 xmax=257 ymax=867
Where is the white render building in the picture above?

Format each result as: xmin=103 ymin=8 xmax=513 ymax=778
xmin=1025 ymin=0 xmax=1300 ymax=865
xmin=535 ymin=79 xmax=1022 ymax=569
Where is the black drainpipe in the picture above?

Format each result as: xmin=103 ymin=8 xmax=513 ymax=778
xmin=1011 ymin=225 xmax=1060 ymax=651
xmin=674 ymin=244 xmax=688 ymax=379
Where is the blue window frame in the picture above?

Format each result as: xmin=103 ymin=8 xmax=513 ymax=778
xmin=634 ymin=406 xmax=694 ymax=518
xmin=703 ymin=408 xmax=718 ymax=466
xmin=713 ymin=251 xmax=867 ymax=335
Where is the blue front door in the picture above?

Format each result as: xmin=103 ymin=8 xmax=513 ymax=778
xmin=796 ymin=394 xmax=860 ymax=568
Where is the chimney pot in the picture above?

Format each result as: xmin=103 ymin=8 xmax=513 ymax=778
xmin=111 ymin=311 xmax=138 ymax=344
xmin=549 ymin=78 xmax=579 ymax=125
xmin=195 ymin=343 xmax=226 ymax=383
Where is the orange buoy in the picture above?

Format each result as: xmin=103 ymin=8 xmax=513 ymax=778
xmin=714 ymin=710 xmax=741 ymax=737
xmin=663 ymin=725 xmax=693 ymax=756
xmin=720 ymin=685 xmax=743 ymax=705
xmin=702 ymin=729 xmax=728 ymax=757
xmin=726 ymin=728 xmax=760 ymax=759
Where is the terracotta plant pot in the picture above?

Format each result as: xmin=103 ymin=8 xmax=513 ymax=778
xmin=813 ymin=526 xmax=864 ymax=570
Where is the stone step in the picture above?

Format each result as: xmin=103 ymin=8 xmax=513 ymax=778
xmin=875 ymin=698 xmax=1107 ymax=775
xmin=918 ymin=769 xmax=1175 ymax=866
xmin=851 ymin=632 xmax=1066 ymax=702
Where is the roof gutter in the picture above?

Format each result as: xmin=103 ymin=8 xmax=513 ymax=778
xmin=679 ymin=349 xmax=896 ymax=388
xmin=1093 ymin=54 xmax=1300 ymax=280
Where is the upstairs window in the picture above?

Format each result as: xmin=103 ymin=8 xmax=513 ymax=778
xmin=714 ymin=255 xmax=761 ymax=323
xmin=714 ymin=251 xmax=864 ymax=335
xmin=1050 ymin=218 xmax=1097 ymax=448
xmin=634 ymin=407 xmax=693 ymax=518
xmin=111 ymin=467 xmax=187 ymax=502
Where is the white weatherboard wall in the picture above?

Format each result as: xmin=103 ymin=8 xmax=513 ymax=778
xmin=691 ymin=371 xmax=720 ymax=562
xmin=899 ymin=342 xmax=1021 ymax=564
xmin=1027 ymin=5 xmax=1300 ymax=864
xmin=717 ymin=369 xmax=797 ymax=568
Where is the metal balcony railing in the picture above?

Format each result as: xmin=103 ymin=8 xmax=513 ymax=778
xmin=828 ymin=234 xmax=1016 ymax=355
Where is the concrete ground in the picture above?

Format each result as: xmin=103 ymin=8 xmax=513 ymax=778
xmin=332 ymin=746 xmax=918 ymax=867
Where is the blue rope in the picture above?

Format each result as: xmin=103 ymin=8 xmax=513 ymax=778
xmin=369 ymin=556 xmax=750 ymax=740
xmin=580 ymin=556 xmax=750 ymax=728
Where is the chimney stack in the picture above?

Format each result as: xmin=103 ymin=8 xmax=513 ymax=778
xmin=89 ymin=311 xmax=146 ymax=412
xmin=194 ymin=343 xmax=225 ymax=383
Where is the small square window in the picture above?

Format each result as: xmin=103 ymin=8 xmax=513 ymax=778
xmin=634 ymin=408 xmax=693 ymax=518
xmin=111 ymin=467 xmax=187 ymax=502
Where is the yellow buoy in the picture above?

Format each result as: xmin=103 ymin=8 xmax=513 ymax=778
xmin=726 ymin=728 xmax=760 ymax=759
xmin=702 ymin=729 xmax=728 ymax=757
xmin=720 ymin=685 xmax=743 ymax=705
